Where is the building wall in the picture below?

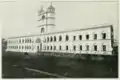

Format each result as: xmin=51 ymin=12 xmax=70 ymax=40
xmin=42 ymin=26 xmax=112 ymax=55
xmin=6 ymin=25 xmax=113 ymax=55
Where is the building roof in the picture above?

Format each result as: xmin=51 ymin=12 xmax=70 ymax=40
xmin=47 ymin=2 xmax=55 ymax=13
xmin=48 ymin=4 xmax=55 ymax=10
xmin=7 ymin=24 xmax=112 ymax=39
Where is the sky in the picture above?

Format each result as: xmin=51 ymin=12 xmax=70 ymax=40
xmin=0 ymin=0 xmax=118 ymax=40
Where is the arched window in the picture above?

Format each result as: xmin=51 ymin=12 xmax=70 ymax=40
xmin=103 ymin=45 xmax=106 ymax=51
xmin=42 ymin=15 xmax=45 ymax=20
xmin=47 ymin=37 xmax=49 ymax=42
xmin=80 ymin=45 xmax=82 ymax=50
xmin=94 ymin=45 xmax=97 ymax=51
xmin=54 ymin=36 xmax=56 ymax=41
xmin=66 ymin=45 xmax=68 ymax=50
xmin=94 ymin=34 xmax=97 ymax=40
xmin=59 ymin=46 xmax=62 ymax=50
xmin=28 ymin=38 xmax=30 ymax=43
xmin=59 ymin=35 xmax=62 ymax=41
xmin=41 ymin=28 xmax=45 ymax=33
xmin=86 ymin=45 xmax=89 ymax=51
xmin=51 ymin=46 xmax=52 ymax=50
xmin=73 ymin=45 xmax=76 ymax=50
xmin=22 ymin=39 xmax=24 ymax=43
xmin=86 ymin=34 xmax=89 ymax=40
xmin=102 ymin=33 xmax=106 ymax=39
xmin=30 ymin=39 xmax=31 ymax=43
xmin=73 ymin=36 xmax=76 ymax=41
xmin=79 ymin=35 xmax=82 ymax=40
xmin=66 ymin=35 xmax=69 ymax=41
xmin=19 ymin=39 xmax=21 ymax=43
xmin=50 ymin=36 xmax=53 ymax=42
xmin=37 ymin=46 xmax=39 ymax=50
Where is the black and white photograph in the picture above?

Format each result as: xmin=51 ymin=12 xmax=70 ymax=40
xmin=0 ymin=0 xmax=119 ymax=78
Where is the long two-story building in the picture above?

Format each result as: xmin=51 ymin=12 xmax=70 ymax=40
xmin=6 ymin=4 xmax=114 ymax=56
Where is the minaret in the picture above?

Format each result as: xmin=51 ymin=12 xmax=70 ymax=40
xmin=38 ymin=5 xmax=46 ymax=34
xmin=38 ymin=2 xmax=55 ymax=34
xmin=46 ymin=2 xmax=55 ymax=33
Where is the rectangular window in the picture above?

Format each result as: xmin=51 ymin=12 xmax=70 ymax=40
xmin=73 ymin=45 xmax=76 ymax=50
xmin=66 ymin=46 xmax=68 ymax=50
xmin=79 ymin=35 xmax=82 ymax=40
xmin=102 ymin=33 xmax=106 ymax=39
xmin=66 ymin=35 xmax=69 ymax=41
xmin=86 ymin=34 xmax=89 ymax=40
xmin=50 ymin=37 xmax=53 ymax=42
xmin=54 ymin=46 xmax=56 ymax=50
xmin=94 ymin=34 xmax=97 ymax=40
xmin=86 ymin=45 xmax=89 ymax=51
xmin=80 ymin=45 xmax=82 ymax=50
xmin=73 ymin=36 xmax=76 ymax=41
xmin=51 ymin=46 xmax=52 ymax=50
xmin=19 ymin=39 xmax=21 ymax=43
xmin=59 ymin=46 xmax=61 ymax=50
xmin=22 ymin=39 xmax=24 ymax=43
xmin=94 ymin=45 xmax=97 ymax=51
xmin=59 ymin=36 xmax=62 ymax=41
xmin=103 ymin=45 xmax=106 ymax=51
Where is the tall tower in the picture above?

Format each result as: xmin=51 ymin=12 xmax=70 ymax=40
xmin=38 ymin=3 xmax=55 ymax=34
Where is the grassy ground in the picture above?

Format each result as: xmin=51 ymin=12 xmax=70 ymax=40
xmin=2 ymin=51 xmax=118 ymax=78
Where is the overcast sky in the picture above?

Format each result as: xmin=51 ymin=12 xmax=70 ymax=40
xmin=0 ymin=0 xmax=118 ymax=40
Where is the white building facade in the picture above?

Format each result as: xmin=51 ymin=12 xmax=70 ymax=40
xmin=6 ymin=4 xmax=114 ymax=55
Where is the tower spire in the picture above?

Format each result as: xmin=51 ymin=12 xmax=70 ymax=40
xmin=47 ymin=1 xmax=55 ymax=13
xmin=38 ymin=4 xmax=44 ymax=16
xmin=50 ymin=1 xmax=52 ymax=6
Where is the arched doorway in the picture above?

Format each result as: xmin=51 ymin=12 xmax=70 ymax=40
xmin=36 ymin=38 xmax=42 ymax=52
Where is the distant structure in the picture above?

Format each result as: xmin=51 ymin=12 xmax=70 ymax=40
xmin=6 ymin=3 xmax=114 ymax=56
xmin=2 ymin=38 xmax=7 ymax=54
